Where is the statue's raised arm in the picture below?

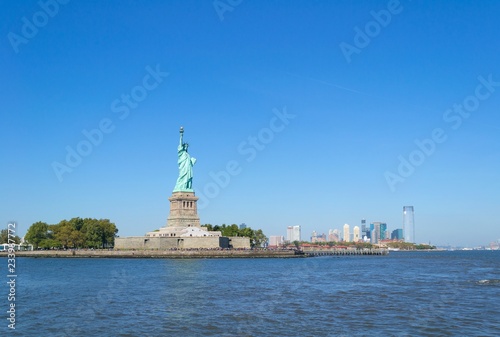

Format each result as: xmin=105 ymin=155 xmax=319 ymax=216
xmin=173 ymin=127 xmax=196 ymax=192
xmin=178 ymin=126 xmax=184 ymax=148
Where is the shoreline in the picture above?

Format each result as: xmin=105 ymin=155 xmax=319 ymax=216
xmin=1 ymin=248 xmax=393 ymax=259
xmin=0 ymin=249 xmax=305 ymax=259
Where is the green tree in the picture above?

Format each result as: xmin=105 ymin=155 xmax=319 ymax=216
xmin=221 ymin=224 xmax=239 ymax=237
xmin=82 ymin=218 xmax=103 ymax=248
xmin=25 ymin=221 xmax=49 ymax=249
xmin=0 ymin=229 xmax=21 ymax=244
xmin=68 ymin=217 xmax=85 ymax=231
xmin=53 ymin=221 xmax=74 ymax=248
xmin=202 ymin=224 xmax=214 ymax=231
xmin=81 ymin=218 xmax=118 ymax=248
xmin=415 ymin=244 xmax=435 ymax=250
xmin=99 ymin=219 xmax=118 ymax=248
xmin=70 ymin=230 xmax=85 ymax=248
xmin=251 ymin=229 xmax=267 ymax=248
xmin=39 ymin=239 xmax=62 ymax=249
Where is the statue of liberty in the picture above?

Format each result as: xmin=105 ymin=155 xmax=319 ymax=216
xmin=173 ymin=127 xmax=196 ymax=192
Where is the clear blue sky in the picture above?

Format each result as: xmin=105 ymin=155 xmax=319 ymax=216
xmin=1 ymin=0 xmax=499 ymax=247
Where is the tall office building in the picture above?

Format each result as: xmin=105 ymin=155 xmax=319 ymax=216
xmin=361 ymin=219 xmax=371 ymax=239
xmin=287 ymin=225 xmax=301 ymax=242
xmin=370 ymin=223 xmax=380 ymax=244
xmin=343 ymin=224 xmax=350 ymax=242
xmin=294 ymin=225 xmax=301 ymax=241
xmin=403 ymin=206 xmax=415 ymax=243
xmin=391 ymin=229 xmax=403 ymax=240
xmin=370 ymin=222 xmax=387 ymax=243
xmin=381 ymin=223 xmax=388 ymax=240
xmin=353 ymin=226 xmax=360 ymax=242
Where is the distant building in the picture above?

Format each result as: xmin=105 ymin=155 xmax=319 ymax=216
xmin=361 ymin=219 xmax=370 ymax=239
xmin=403 ymin=206 xmax=415 ymax=243
xmin=311 ymin=232 xmax=326 ymax=243
xmin=343 ymin=224 xmax=350 ymax=242
xmin=391 ymin=229 xmax=404 ymax=240
xmin=287 ymin=226 xmax=293 ymax=242
xmin=287 ymin=225 xmax=301 ymax=242
xmin=269 ymin=236 xmax=284 ymax=248
xmin=353 ymin=226 xmax=360 ymax=242
xmin=370 ymin=222 xmax=387 ymax=243
xmin=328 ymin=229 xmax=340 ymax=242
xmin=239 ymin=223 xmax=247 ymax=230
xmin=370 ymin=225 xmax=379 ymax=244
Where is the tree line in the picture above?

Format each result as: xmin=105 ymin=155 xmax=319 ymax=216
xmin=202 ymin=224 xmax=267 ymax=248
xmin=25 ymin=218 xmax=118 ymax=249
xmin=386 ymin=242 xmax=436 ymax=250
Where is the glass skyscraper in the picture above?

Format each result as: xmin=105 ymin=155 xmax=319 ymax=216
xmin=403 ymin=206 xmax=415 ymax=243
xmin=369 ymin=222 xmax=387 ymax=243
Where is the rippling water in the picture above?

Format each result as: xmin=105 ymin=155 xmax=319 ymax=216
xmin=4 ymin=251 xmax=500 ymax=336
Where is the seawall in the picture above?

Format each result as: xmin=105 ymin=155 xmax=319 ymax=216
xmin=1 ymin=249 xmax=304 ymax=259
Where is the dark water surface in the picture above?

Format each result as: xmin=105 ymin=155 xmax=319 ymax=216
xmin=3 ymin=251 xmax=500 ymax=336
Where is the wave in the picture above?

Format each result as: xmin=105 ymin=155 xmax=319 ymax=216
xmin=476 ymin=279 xmax=500 ymax=285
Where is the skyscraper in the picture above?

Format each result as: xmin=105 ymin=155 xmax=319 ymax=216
xmin=361 ymin=219 xmax=371 ymax=240
xmin=370 ymin=222 xmax=387 ymax=243
xmin=361 ymin=219 xmax=367 ymax=234
xmin=370 ymin=222 xmax=380 ymax=244
xmin=343 ymin=224 xmax=350 ymax=242
xmin=391 ymin=229 xmax=404 ymax=240
xmin=403 ymin=206 xmax=415 ymax=243
xmin=287 ymin=225 xmax=301 ymax=242
xmin=353 ymin=226 xmax=360 ymax=242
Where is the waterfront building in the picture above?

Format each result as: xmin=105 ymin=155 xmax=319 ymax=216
xmin=370 ymin=222 xmax=387 ymax=243
xmin=269 ymin=236 xmax=284 ymax=248
xmin=403 ymin=206 xmax=415 ymax=243
xmin=353 ymin=226 xmax=360 ymax=242
xmin=287 ymin=226 xmax=293 ymax=242
xmin=382 ymin=223 xmax=388 ymax=239
xmin=328 ymin=229 xmax=340 ymax=242
xmin=361 ymin=219 xmax=371 ymax=239
xmin=370 ymin=225 xmax=379 ymax=244
xmin=312 ymin=232 xmax=326 ymax=243
xmin=287 ymin=225 xmax=301 ymax=242
xmin=343 ymin=224 xmax=350 ymax=242
xmin=391 ymin=229 xmax=404 ymax=240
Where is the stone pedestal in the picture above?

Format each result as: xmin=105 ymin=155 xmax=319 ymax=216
xmin=166 ymin=191 xmax=200 ymax=227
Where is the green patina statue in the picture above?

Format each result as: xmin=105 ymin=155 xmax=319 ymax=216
xmin=173 ymin=127 xmax=196 ymax=192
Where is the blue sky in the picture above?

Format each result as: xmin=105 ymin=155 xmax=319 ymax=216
xmin=1 ymin=0 xmax=499 ymax=247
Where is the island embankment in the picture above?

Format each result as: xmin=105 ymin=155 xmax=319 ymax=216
xmin=1 ymin=248 xmax=391 ymax=259
xmin=1 ymin=249 xmax=305 ymax=259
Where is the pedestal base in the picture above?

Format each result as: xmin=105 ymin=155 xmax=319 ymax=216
xmin=166 ymin=191 xmax=200 ymax=227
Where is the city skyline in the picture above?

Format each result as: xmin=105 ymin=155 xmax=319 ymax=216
xmin=2 ymin=1 xmax=500 ymax=248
